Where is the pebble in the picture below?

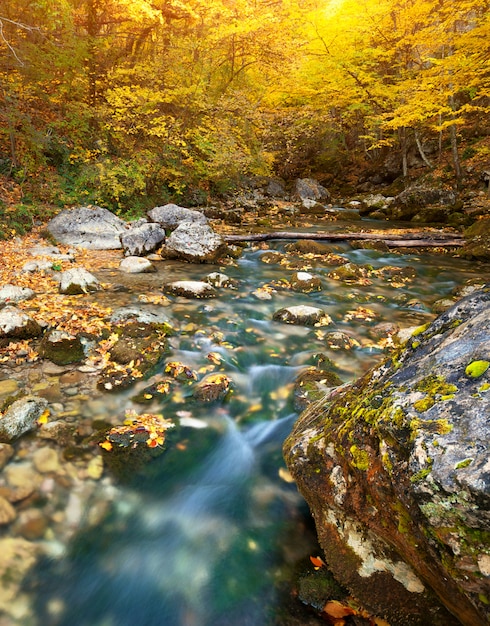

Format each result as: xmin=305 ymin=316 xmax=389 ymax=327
xmin=0 ymin=496 xmax=17 ymax=525
xmin=0 ymin=379 xmax=19 ymax=397
xmin=32 ymin=448 xmax=60 ymax=474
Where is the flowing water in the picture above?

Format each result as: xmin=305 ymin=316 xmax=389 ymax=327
xmin=4 ymin=223 xmax=490 ymax=626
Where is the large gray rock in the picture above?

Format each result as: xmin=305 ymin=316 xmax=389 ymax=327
xmin=46 ymin=206 xmax=127 ymax=249
xmin=294 ymin=178 xmax=331 ymax=204
xmin=120 ymin=222 xmax=166 ymax=256
xmin=284 ymin=288 xmax=490 ymax=626
xmin=160 ymin=221 xmax=227 ymax=263
xmin=0 ymin=306 xmax=42 ymax=340
xmin=59 ymin=268 xmax=100 ymax=294
xmin=0 ymin=284 xmax=35 ymax=306
xmin=0 ymin=396 xmax=48 ymax=442
xmin=147 ymin=204 xmax=208 ymax=230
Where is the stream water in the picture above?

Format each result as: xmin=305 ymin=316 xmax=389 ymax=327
xmin=4 ymin=222 xmax=490 ymax=626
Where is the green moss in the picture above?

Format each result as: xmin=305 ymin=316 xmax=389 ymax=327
xmin=465 ymin=360 xmax=490 ymax=378
xmin=410 ymin=417 xmax=453 ymax=438
xmin=411 ymin=340 xmax=421 ymax=349
xmin=410 ymin=468 xmax=432 ymax=483
xmin=415 ymin=375 xmax=457 ymax=396
xmin=411 ymin=322 xmax=431 ymax=337
xmin=455 ymin=458 xmax=473 ymax=469
xmin=478 ymin=382 xmax=490 ymax=392
xmin=349 ymin=445 xmax=370 ymax=471
xmin=414 ymin=397 xmax=435 ymax=412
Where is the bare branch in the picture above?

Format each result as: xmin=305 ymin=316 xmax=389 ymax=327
xmin=0 ymin=15 xmax=42 ymax=66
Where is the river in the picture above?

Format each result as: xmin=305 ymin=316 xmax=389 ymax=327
xmin=2 ymin=221 xmax=488 ymax=625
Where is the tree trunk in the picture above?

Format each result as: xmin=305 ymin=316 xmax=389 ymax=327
xmin=415 ymin=130 xmax=433 ymax=168
xmin=224 ymin=231 xmax=464 ymax=248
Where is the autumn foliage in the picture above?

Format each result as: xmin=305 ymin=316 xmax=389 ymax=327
xmin=0 ymin=0 xmax=489 ymax=213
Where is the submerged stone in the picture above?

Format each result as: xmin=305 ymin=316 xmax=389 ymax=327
xmin=273 ymin=305 xmax=332 ymax=327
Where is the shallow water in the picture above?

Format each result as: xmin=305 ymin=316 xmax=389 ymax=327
xmin=7 ymin=227 xmax=490 ymax=625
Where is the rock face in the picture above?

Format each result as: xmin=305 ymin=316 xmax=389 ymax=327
xmin=120 ymin=222 xmax=166 ymax=256
xmin=147 ymin=204 xmax=208 ymax=230
xmin=284 ymin=288 xmax=490 ymax=626
xmin=46 ymin=206 xmax=127 ymax=249
xmin=160 ymin=221 xmax=227 ymax=263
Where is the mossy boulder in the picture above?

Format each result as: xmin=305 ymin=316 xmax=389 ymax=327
xmin=461 ymin=217 xmax=490 ymax=260
xmin=284 ymin=287 xmax=490 ymax=626
xmin=39 ymin=330 xmax=85 ymax=365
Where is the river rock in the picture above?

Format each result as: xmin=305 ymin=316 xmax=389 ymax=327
xmin=0 ymin=496 xmax=16 ymax=525
xmin=273 ymin=305 xmax=332 ymax=326
xmin=0 ymin=284 xmax=36 ymax=305
xmin=290 ymin=271 xmax=322 ymax=293
xmin=206 ymin=272 xmax=238 ymax=288
xmin=32 ymin=447 xmax=60 ymax=474
xmin=0 ymin=538 xmax=40 ymax=615
xmin=110 ymin=307 xmax=173 ymax=327
xmin=0 ymin=306 xmax=43 ymax=341
xmin=0 ymin=443 xmax=14 ymax=469
xmin=147 ymin=204 xmax=208 ymax=230
xmin=295 ymin=178 xmax=331 ymax=204
xmin=39 ymin=330 xmax=85 ymax=365
xmin=59 ymin=268 xmax=100 ymax=294
xmin=46 ymin=206 xmax=127 ymax=249
xmin=461 ymin=216 xmax=490 ymax=260
xmin=120 ymin=222 xmax=166 ymax=256
xmin=193 ymin=374 xmax=232 ymax=402
xmin=119 ymin=256 xmax=156 ymax=274
xmin=160 ymin=221 xmax=227 ymax=263
xmin=284 ymin=287 xmax=490 ymax=626
xmin=390 ymin=186 xmax=458 ymax=221
xmin=165 ymin=280 xmax=217 ymax=299
xmin=0 ymin=396 xmax=48 ymax=442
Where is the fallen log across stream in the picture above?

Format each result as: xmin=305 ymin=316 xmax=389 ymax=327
xmin=224 ymin=230 xmax=465 ymax=248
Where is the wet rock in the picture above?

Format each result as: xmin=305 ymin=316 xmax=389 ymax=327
xmin=206 ymin=272 xmax=238 ymax=288
xmin=391 ymin=186 xmax=458 ymax=221
xmin=13 ymin=509 xmax=48 ymax=540
xmin=147 ymin=203 xmax=208 ymax=230
xmin=295 ymin=178 xmax=331 ymax=204
xmin=0 ymin=496 xmax=16 ymax=525
xmin=290 ymin=271 xmax=322 ymax=293
xmin=284 ymin=288 xmax=490 ymax=626
xmin=46 ymin=206 xmax=127 ymax=249
xmin=0 ymin=538 xmax=40 ymax=615
xmin=110 ymin=306 xmax=173 ymax=327
xmin=327 ymin=263 xmax=372 ymax=284
xmin=0 ymin=284 xmax=35 ymax=305
xmin=160 ymin=221 xmax=227 ymax=263
xmin=0 ymin=443 xmax=14 ymax=469
xmin=431 ymin=298 xmax=457 ymax=314
xmin=59 ymin=268 xmax=100 ymax=294
xmin=120 ymin=221 xmax=166 ymax=256
xmin=273 ymin=305 xmax=332 ymax=327
xmin=165 ymin=280 xmax=217 ymax=299
xmin=322 ymin=331 xmax=360 ymax=350
xmin=294 ymin=368 xmax=343 ymax=411
xmin=39 ymin=330 xmax=85 ymax=365
xmin=461 ymin=216 xmax=490 ymax=260
xmin=193 ymin=373 xmax=232 ymax=402
xmin=0 ymin=379 xmax=20 ymax=399
xmin=32 ymin=447 xmax=60 ymax=474
xmin=0 ymin=396 xmax=48 ymax=442
xmin=259 ymin=251 xmax=284 ymax=264
xmin=119 ymin=256 xmax=156 ymax=274
xmin=0 ymin=306 xmax=43 ymax=341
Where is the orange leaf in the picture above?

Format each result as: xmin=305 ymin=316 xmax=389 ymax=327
xmin=310 ymin=555 xmax=326 ymax=569
xmin=322 ymin=601 xmax=356 ymax=619
xmin=99 ymin=440 xmax=113 ymax=451
xmin=37 ymin=409 xmax=50 ymax=425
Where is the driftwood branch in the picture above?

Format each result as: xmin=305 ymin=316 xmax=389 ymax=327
xmin=224 ymin=231 xmax=465 ymax=248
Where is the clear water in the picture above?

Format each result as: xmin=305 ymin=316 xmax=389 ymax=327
xmin=16 ymin=231 xmax=490 ymax=625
